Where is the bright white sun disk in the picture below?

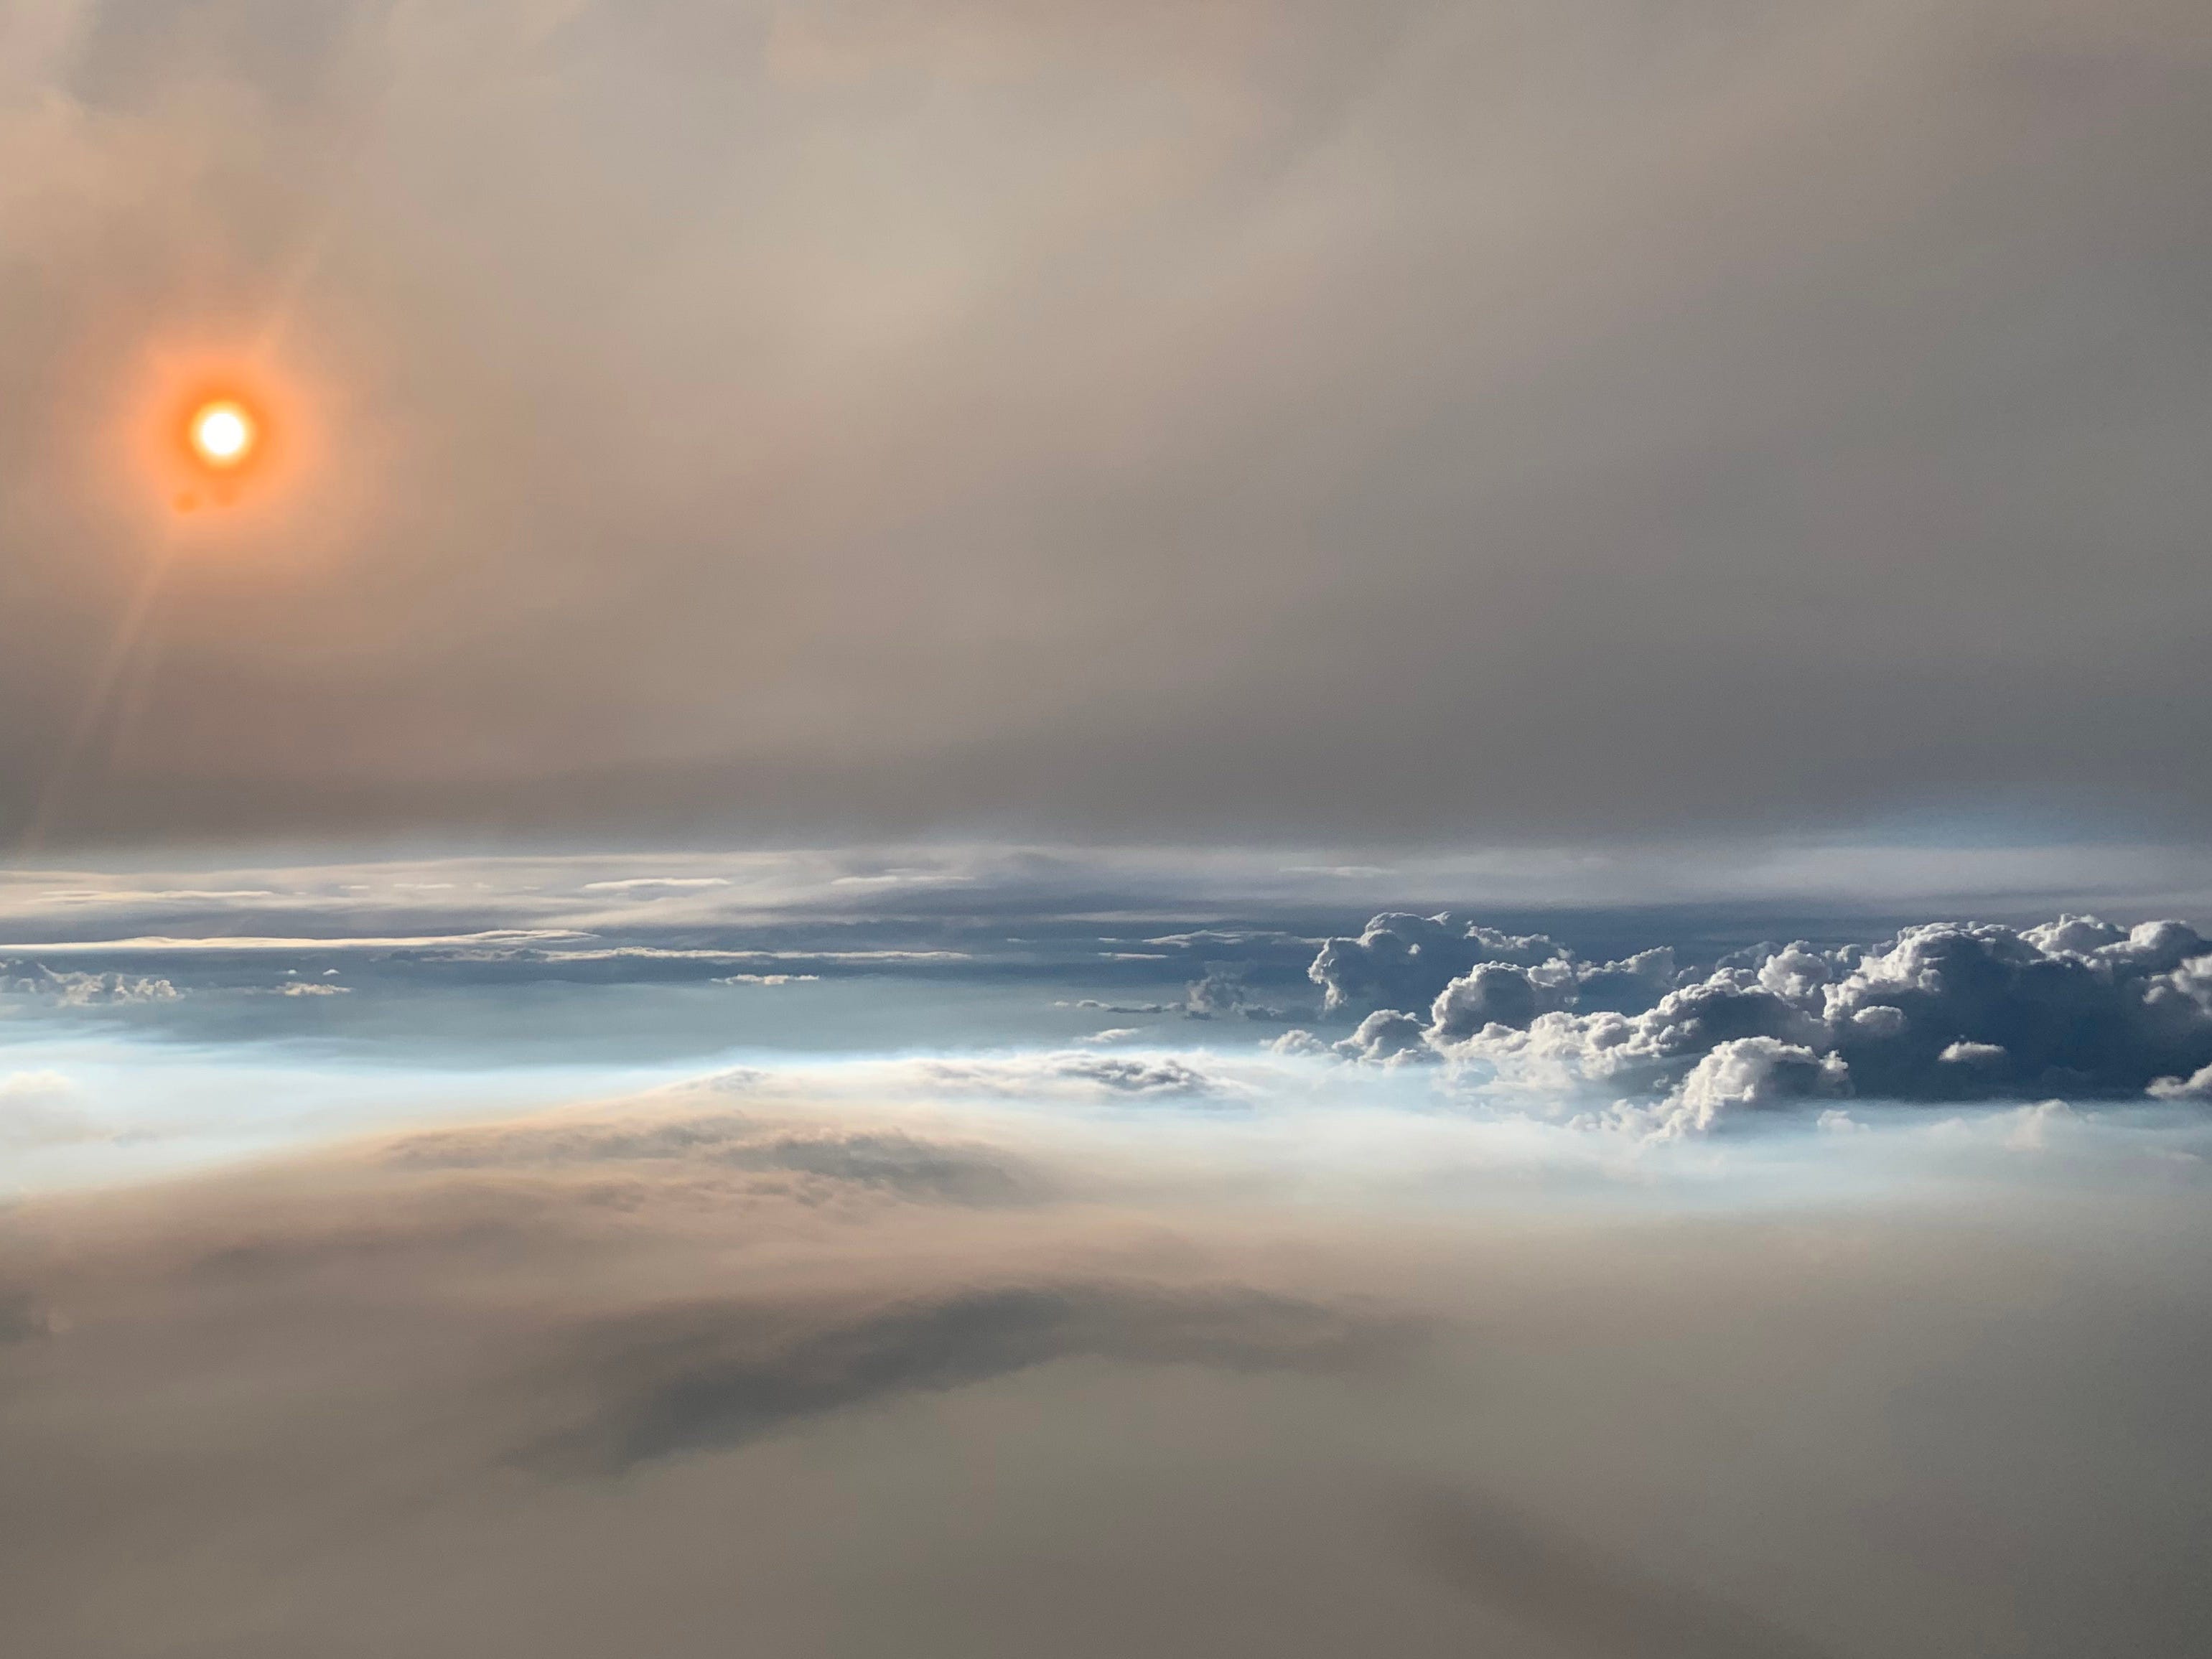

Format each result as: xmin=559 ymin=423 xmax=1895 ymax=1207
xmin=191 ymin=402 xmax=254 ymax=466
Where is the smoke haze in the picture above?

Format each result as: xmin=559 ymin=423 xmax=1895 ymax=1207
xmin=4 ymin=1 xmax=2208 ymax=845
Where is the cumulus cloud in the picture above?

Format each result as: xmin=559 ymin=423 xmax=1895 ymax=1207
xmin=0 ymin=963 xmax=179 ymax=1004
xmin=1332 ymin=1010 xmax=1436 ymax=1067
xmin=1652 ymin=1039 xmax=1851 ymax=1139
xmin=1312 ymin=912 xmax=2212 ymax=1127
xmin=1311 ymin=915 xmax=1684 ymax=1022
xmin=1938 ymin=1040 xmax=2007 ymax=1067
xmin=2149 ymin=1065 xmax=2212 ymax=1103
xmin=1309 ymin=917 xmax=1575 ymax=1016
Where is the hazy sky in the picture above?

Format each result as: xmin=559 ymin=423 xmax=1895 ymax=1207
xmin=11 ymin=17 xmax=2212 ymax=1651
xmin=4 ymin=0 xmax=2208 ymax=846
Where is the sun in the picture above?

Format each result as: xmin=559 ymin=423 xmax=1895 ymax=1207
xmin=132 ymin=352 xmax=322 ymax=519
xmin=189 ymin=398 xmax=258 ymax=469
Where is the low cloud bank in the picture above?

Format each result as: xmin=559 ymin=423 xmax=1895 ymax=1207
xmin=1303 ymin=912 xmax=2212 ymax=1134
xmin=1 ymin=1088 xmax=2208 ymax=1658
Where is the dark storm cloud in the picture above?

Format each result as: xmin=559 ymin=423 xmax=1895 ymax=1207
xmin=2 ymin=1 xmax=2209 ymax=846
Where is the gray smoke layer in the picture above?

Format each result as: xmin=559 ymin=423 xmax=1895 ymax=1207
xmin=2 ymin=1088 xmax=2208 ymax=1657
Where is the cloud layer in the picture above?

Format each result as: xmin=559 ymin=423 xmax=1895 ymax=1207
xmin=2 ymin=1086 xmax=2209 ymax=1656
xmin=7 ymin=847 xmax=2210 ymax=1161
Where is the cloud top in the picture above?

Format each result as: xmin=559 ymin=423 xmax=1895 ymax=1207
xmin=1308 ymin=910 xmax=2212 ymax=1132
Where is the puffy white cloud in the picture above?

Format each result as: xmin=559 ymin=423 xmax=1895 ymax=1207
xmin=1849 ymin=1004 xmax=1909 ymax=1039
xmin=1308 ymin=916 xmax=1574 ymax=1016
xmin=2150 ymin=1065 xmax=2212 ymax=1102
xmin=1938 ymin=1040 xmax=2007 ymax=1067
xmin=1309 ymin=915 xmax=1683 ymax=1023
xmin=1816 ymin=920 xmax=2212 ymax=1099
xmin=1317 ymin=911 xmax=2212 ymax=1126
xmin=1427 ymin=964 xmax=1559 ymax=1043
xmin=1650 ymin=1039 xmax=1850 ymax=1139
xmin=1332 ymin=1011 xmax=1435 ymax=1067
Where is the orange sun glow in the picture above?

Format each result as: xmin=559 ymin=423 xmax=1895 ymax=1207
xmin=131 ymin=351 xmax=322 ymax=523
xmin=188 ymin=398 xmax=258 ymax=469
